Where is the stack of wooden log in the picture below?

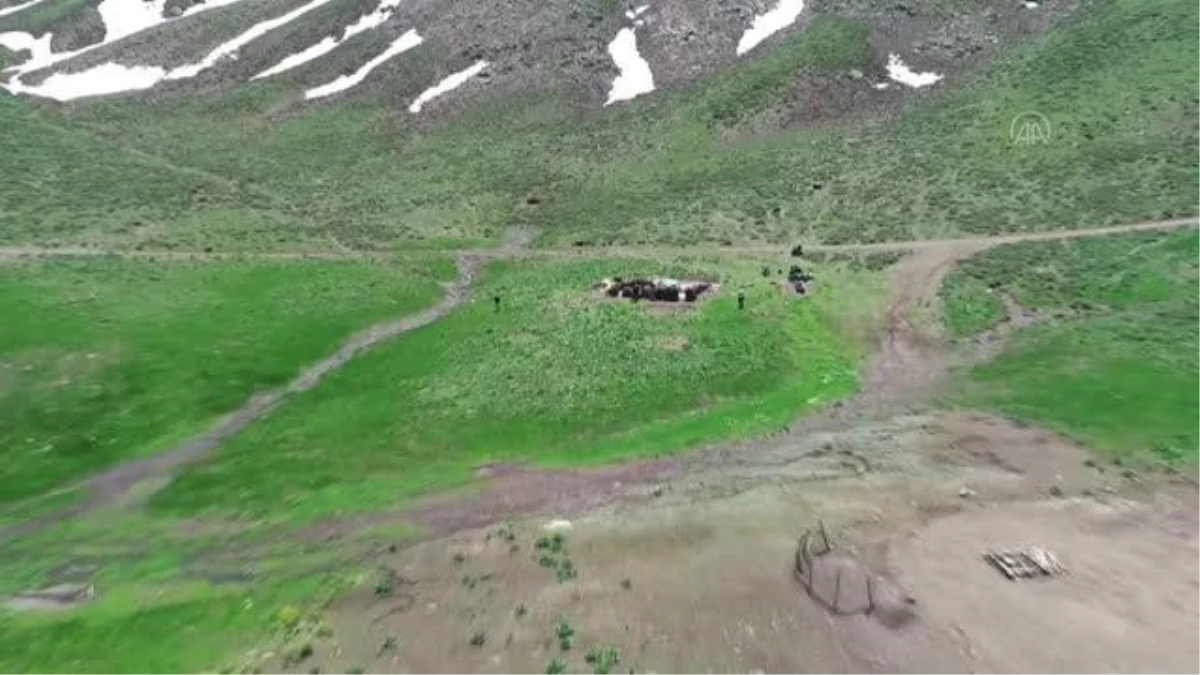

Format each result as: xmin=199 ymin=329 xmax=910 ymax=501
xmin=984 ymin=547 xmax=1067 ymax=580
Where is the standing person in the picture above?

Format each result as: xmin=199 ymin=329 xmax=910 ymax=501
xmin=737 ymin=289 xmax=746 ymax=310
xmin=493 ymin=294 xmax=501 ymax=312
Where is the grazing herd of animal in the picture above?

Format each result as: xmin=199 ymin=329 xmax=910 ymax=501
xmin=598 ymin=277 xmax=716 ymax=302
xmin=596 ymin=243 xmax=812 ymax=304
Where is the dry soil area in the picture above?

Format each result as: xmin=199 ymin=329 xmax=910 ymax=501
xmin=279 ymin=410 xmax=1198 ymax=674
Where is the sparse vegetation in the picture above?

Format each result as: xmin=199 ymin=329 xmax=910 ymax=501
xmin=585 ymin=646 xmax=621 ymax=675
xmin=535 ymin=532 xmax=579 ymax=582
xmin=535 ymin=533 xmax=566 ymax=554
xmin=283 ymin=641 xmax=314 ymax=666
xmin=469 ymin=631 xmax=487 ymax=647
xmin=276 ymin=606 xmax=303 ymax=633
xmin=546 ymin=658 xmax=568 ymax=674
xmin=378 ymin=636 xmax=398 ymax=655
xmin=555 ymin=616 xmax=575 ymax=651
xmin=555 ymin=558 xmax=578 ymax=583
xmin=374 ymin=570 xmax=394 ymax=598
xmin=495 ymin=523 xmax=517 ymax=541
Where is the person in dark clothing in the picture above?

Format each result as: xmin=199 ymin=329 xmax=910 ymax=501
xmin=790 ymin=244 xmax=803 ymax=257
xmin=493 ymin=295 xmax=501 ymax=312
xmin=737 ymin=290 xmax=746 ymax=310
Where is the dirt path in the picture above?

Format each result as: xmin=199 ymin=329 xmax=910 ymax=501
xmin=82 ymin=253 xmax=482 ymax=507
xmin=0 ymin=230 xmax=535 ymax=541
xmin=1 ymin=219 xmax=1194 ymax=541
xmin=0 ymin=217 xmax=1194 ymax=263
xmin=357 ymin=218 xmax=1199 ymax=538
xmin=163 ymin=214 xmax=1200 ymax=545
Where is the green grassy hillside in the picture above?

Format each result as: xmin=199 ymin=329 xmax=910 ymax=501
xmin=0 ymin=254 xmax=882 ymax=673
xmin=152 ymin=257 xmax=868 ymax=519
xmin=15 ymin=0 xmax=1193 ymax=250
xmin=0 ymin=256 xmax=451 ymax=503
xmin=0 ymin=92 xmax=319 ymax=250
xmin=941 ymin=228 xmax=1199 ymax=464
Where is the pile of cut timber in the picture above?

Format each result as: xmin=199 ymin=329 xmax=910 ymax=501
xmin=984 ymin=547 xmax=1066 ymax=580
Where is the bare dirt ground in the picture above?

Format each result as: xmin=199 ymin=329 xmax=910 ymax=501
xmin=292 ymin=413 xmax=1197 ymax=674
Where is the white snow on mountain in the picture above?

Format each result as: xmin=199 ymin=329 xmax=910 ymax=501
xmin=885 ymin=53 xmax=943 ymax=88
xmin=305 ymin=28 xmax=421 ymax=100
xmin=253 ymin=0 xmax=402 ymax=80
xmin=736 ymin=0 xmax=804 ymax=56
xmin=1 ymin=0 xmax=252 ymax=99
xmin=604 ymin=16 xmax=654 ymax=105
xmin=409 ymin=59 xmax=488 ymax=113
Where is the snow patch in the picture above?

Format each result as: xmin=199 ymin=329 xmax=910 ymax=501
xmin=543 ymin=519 xmax=572 ymax=531
xmin=252 ymin=0 xmax=401 ymax=80
xmin=885 ymin=53 xmax=942 ymax=88
xmin=1 ymin=0 xmax=253 ymax=99
xmin=408 ymin=59 xmax=487 ymax=113
xmin=168 ymin=0 xmax=344 ymax=80
xmin=7 ymin=62 xmax=165 ymax=100
xmin=304 ymin=28 xmax=421 ymax=100
xmin=0 ymin=0 xmax=51 ymax=19
xmin=1023 ymin=1 xmax=1038 ymax=7
xmin=604 ymin=26 xmax=653 ymax=105
xmin=736 ymin=0 xmax=804 ymax=56
xmin=623 ymin=4 xmax=648 ymax=19
xmin=0 ymin=30 xmax=52 ymax=64
xmin=98 ymin=0 xmax=168 ymax=44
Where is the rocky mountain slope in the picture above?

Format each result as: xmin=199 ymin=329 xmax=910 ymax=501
xmin=1 ymin=0 xmax=1066 ymax=106
xmin=0 ymin=0 xmax=1195 ymax=250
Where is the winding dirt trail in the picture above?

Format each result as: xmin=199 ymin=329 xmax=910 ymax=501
xmin=81 ymin=253 xmax=482 ymax=507
xmin=0 ymin=254 xmax=474 ymax=537
xmin=0 ymin=219 xmax=1195 ymax=541
xmin=0 ymin=230 xmax=534 ymax=540
xmin=348 ymin=217 xmax=1200 ymax=539
xmin=0 ymin=217 xmax=1194 ymax=263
